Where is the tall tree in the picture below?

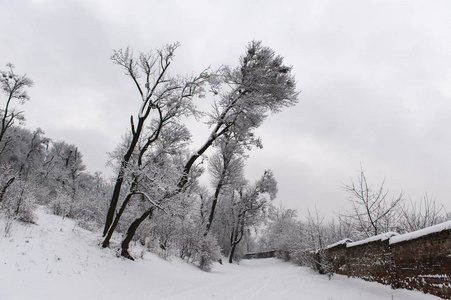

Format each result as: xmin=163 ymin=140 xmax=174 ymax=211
xmin=109 ymin=41 xmax=299 ymax=259
xmin=102 ymin=43 xmax=208 ymax=239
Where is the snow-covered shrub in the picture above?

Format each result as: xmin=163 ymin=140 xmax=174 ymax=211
xmin=1 ymin=189 xmax=36 ymax=223
xmin=316 ymin=249 xmax=333 ymax=277
xmin=49 ymin=193 xmax=72 ymax=217
xmin=13 ymin=194 xmax=35 ymax=223
xmin=0 ymin=175 xmax=37 ymax=223
xmin=134 ymin=210 xmax=179 ymax=259
xmin=195 ymin=233 xmax=221 ymax=271
xmin=175 ymin=215 xmax=204 ymax=262
xmin=177 ymin=229 xmax=197 ymax=262
xmin=48 ymin=184 xmax=108 ymax=231
xmin=144 ymin=211 xmax=221 ymax=270
xmin=289 ymin=248 xmax=316 ymax=268
xmin=70 ymin=195 xmax=107 ymax=231
xmin=131 ymin=220 xmax=174 ymax=260
xmin=0 ymin=164 xmax=16 ymax=204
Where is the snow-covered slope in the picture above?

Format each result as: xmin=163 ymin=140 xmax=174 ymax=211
xmin=0 ymin=207 xmax=441 ymax=299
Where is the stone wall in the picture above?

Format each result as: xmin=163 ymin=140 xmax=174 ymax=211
xmin=390 ymin=229 xmax=451 ymax=298
xmin=346 ymin=237 xmax=393 ymax=285
xmin=322 ymin=221 xmax=451 ymax=299
xmin=325 ymin=239 xmax=349 ymax=275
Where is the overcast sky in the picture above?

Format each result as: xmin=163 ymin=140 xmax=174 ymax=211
xmin=1 ymin=0 xmax=450 ymax=218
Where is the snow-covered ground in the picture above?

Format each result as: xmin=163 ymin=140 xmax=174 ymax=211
xmin=0 ymin=207 xmax=442 ymax=300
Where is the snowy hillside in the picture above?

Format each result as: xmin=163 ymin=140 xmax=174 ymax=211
xmin=0 ymin=207 xmax=442 ymax=300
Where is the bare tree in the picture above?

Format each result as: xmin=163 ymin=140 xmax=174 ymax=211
xmin=341 ymin=167 xmax=404 ymax=238
xmin=306 ymin=207 xmax=327 ymax=250
xmin=102 ymin=43 xmax=208 ymax=243
xmin=0 ymin=64 xmax=33 ymax=149
xmin=399 ymin=194 xmax=448 ymax=232
xmin=108 ymin=41 xmax=299 ymax=259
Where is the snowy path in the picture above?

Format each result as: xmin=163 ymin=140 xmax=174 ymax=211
xmin=0 ymin=208 xmax=441 ymax=300
xmin=169 ymin=259 xmax=440 ymax=300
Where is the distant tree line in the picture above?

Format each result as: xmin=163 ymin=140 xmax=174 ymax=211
xmin=0 ymin=64 xmax=110 ymax=234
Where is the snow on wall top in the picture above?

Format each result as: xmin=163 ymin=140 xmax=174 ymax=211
xmin=326 ymin=238 xmax=352 ymax=250
xmin=347 ymin=232 xmax=399 ymax=248
xmin=389 ymin=220 xmax=451 ymax=245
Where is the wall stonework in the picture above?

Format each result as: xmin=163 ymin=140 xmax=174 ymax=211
xmin=322 ymin=222 xmax=451 ymax=299
xmin=346 ymin=240 xmax=393 ymax=285
xmin=391 ymin=230 xmax=451 ymax=298
xmin=326 ymin=242 xmax=348 ymax=275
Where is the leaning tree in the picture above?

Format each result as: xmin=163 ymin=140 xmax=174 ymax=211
xmin=104 ymin=41 xmax=299 ymax=259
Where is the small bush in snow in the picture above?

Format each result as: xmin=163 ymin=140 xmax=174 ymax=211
xmin=50 ymin=194 xmax=72 ymax=217
xmin=0 ymin=179 xmax=36 ymax=223
xmin=195 ymin=234 xmax=221 ymax=271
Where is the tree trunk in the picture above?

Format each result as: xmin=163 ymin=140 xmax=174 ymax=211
xmin=121 ymin=207 xmax=154 ymax=260
xmin=178 ymin=137 xmax=215 ymax=191
xmin=15 ymin=172 xmax=30 ymax=216
xmin=103 ymin=118 xmax=162 ymax=239
xmin=229 ymin=213 xmax=245 ymax=263
xmin=112 ymin=96 xmax=225 ymax=254
xmin=104 ymin=166 xmax=126 ymax=236
xmin=228 ymin=242 xmax=238 ymax=263
xmin=205 ymin=180 xmax=224 ymax=234
xmin=0 ymin=94 xmax=13 ymax=144
xmin=0 ymin=177 xmax=15 ymax=203
xmin=103 ymin=118 xmax=145 ymax=237
xmin=117 ymin=136 xmax=217 ymax=256
xmin=15 ymin=185 xmax=26 ymax=215
xmin=102 ymin=192 xmax=134 ymax=248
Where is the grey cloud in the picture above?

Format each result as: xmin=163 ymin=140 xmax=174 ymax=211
xmin=1 ymin=0 xmax=450 ymax=216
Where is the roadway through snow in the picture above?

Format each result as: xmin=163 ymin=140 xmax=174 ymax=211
xmin=163 ymin=258 xmax=439 ymax=300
